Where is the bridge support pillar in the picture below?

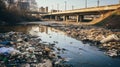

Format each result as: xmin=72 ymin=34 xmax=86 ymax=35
xmin=92 ymin=16 xmax=96 ymax=20
xmin=101 ymin=14 xmax=104 ymax=18
xmin=63 ymin=16 xmax=70 ymax=21
xmin=55 ymin=16 xmax=57 ymax=21
xmin=76 ymin=15 xmax=80 ymax=22
xmin=55 ymin=16 xmax=60 ymax=21
xmin=76 ymin=15 xmax=84 ymax=22
xmin=63 ymin=16 xmax=66 ymax=21
xmin=50 ymin=16 xmax=55 ymax=20
xmin=50 ymin=16 xmax=52 ymax=20
xmin=65 ymin=16 xmax=69 ymax=21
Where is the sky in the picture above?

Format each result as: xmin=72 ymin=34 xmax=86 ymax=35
xmin=36 ymin=0 xmax=119 ymax=11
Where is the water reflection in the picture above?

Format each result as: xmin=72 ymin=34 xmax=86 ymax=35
xmin=0 ymin=24 xmax=66 ymax=36
xmin=0 ymin=25 xmax=48 ymax=34
xmin=40 ymin=26 xmax=48 ymax=33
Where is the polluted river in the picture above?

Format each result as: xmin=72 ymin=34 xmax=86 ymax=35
xmin=0 ymin=22 xmax=120 ymax=67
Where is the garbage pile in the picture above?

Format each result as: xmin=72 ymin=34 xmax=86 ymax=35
xmin=0 ymin=32 xmax=72 ymax=67
xmin=55 ymin=24 xmax=120 ymax=57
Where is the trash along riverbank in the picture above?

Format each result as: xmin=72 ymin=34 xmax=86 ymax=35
xmin=51 ymin=24 xmax=120 ymax=57
xmin=0 ymin=22 xmax=120 ymax=67
xmin=0 ymin=31 xmax=72 ymax=67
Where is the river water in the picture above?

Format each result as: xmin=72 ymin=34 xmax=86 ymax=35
xmin=0 ymin=22 xmax=120 ymax=67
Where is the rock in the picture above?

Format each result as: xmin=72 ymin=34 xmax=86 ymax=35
xmin=26 ymin=47 xmax=35 ymax=53
xmin=49 ymin=43 xmax=55 ymax=46
xmin=54 ymin=59 xmax=62 ymax=64
xmin=17 ymin=38 xmax=23 ymax=42
xmin=44 ymin=47 xmax=51 ymax=52
xmin=95 ymin=35 xmax=105 ymax=41
xmin=37 ymin=59 xmax=52 ymax=67
xmin=10 ymin=50 xmax=21 ymax=56
xmin=100 ymin=34 xmax=120 ymax=43
xmin=66 ymin=31 xmax=71 ymax=34
xmin=49 ymin=52 xmax=56 ymax=59
xmin=105 ymin=49 xmax=118 ymax=57
xmin=56 ymin=47 xmax=61 ymax=51
xmin=53 ymin=41 xmax=58 ymax=44
xmin=102 ymin=44 xmax=111 ymax=47
xmin=20 ymin=63 xmax=30 ymax=67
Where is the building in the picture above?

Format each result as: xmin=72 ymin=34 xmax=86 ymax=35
xmin=45 ymin=7 xmax=48 ymax=12
xmin=39 ymin=7 xmax=45 ymax=12
xmin=18 ymin=0 xmax=38 ymax=11
xmin=3 ymin=0 xmax=38 ymax=11
xmin=30 ymin=0 xmax=38 ymax=11
xmin=51 ymin=10 xmax=57 ymax=12
xmin=3 ymin=0 xmax=18 ymax=8
xmin=51 ymin=9 xmax=62 ymax=12
xmin=3 ymin=0 xmax=9 ymax=7
xmin=39 ymin=7 xmax=48 ymax=12
xmin=18 ymin=1 xmax=30 ymax=10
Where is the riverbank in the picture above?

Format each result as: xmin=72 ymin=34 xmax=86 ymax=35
xmin=0 ymin=31 xmax=72 ymax=67
xmin=49 ymin=23 xmax=120 ymax=57
xmin=0 ymin=22 xmax=120 ymax=67
xmin=15 ymin=21 xmax=120 ymax=57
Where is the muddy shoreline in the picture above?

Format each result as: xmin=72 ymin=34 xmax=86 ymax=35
xmin=50 ymin=23 xmax=120 ymax=57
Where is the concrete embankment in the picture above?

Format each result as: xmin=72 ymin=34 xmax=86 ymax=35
xmin=95 ymin=9 xmax=120 ymax=29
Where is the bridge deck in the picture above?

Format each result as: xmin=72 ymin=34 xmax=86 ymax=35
xmin=46 ymin=4 xmax=120 ymax=15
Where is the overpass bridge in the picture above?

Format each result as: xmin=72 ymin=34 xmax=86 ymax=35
xmin=26 ymin=11 xmax=48 ymax=18
xmin=46 ymin=4 xmax=120 ymax=15
xmin=27 ymin=11 xmax=48 ymax=14
xmin=42 ymin=4 xmax=120 ymax=23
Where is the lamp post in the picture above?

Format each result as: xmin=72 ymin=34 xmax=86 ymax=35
xmin=51 ymin=5 xmax=53 ymax=12
xmin=85 ymin=0 xmax=87 ymax=8
xmin=65 ymin=1 xmax=67 ymax=10
xmin=97 ymin=0 xmax=100 ymax=7
xmin=57 ymin=4 xmax=59 ymax=12
xmin=119 ymin=0 xmax=120 ymax=4
xmin=72 ymin=5 xmax=74 ymax=10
